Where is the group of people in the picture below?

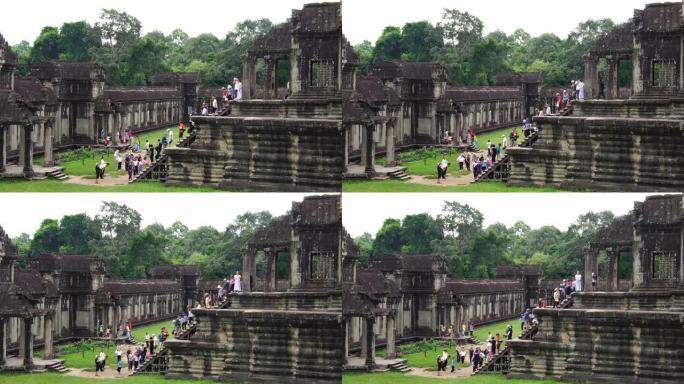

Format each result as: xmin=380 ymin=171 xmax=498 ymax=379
xmin=436 ymin=332 xmax=515 ymax=376
xmin=436 ymin=348 xmax=467 ymax=375
xmin=439 ymin=322 xmax=476 ymax=338
xmin=200 ymin=78 xmax=243 ymax=116
xmin=552 ymin=271 xmax=585 ymax=307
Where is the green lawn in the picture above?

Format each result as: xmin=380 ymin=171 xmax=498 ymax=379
xmin=343 ymin=372 xmax=562 ymax=384
xmin=343 ymin=179 xmax=559 ymax=192
xmin=472 ymin=319 xmax=522 ymax=344
xmin=36 ymin=320 xmax=175 ymax=371
xmin=34 ymin=126 xmax=181 ymax=177
xmin=0 ymin=373 xmax=217 ymax=384
xmin=0 ymin=180 xmax=216 ymax=192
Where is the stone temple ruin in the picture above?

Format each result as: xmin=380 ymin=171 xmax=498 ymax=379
xmin=164 ymin=195 xmax=346 ymax=383
xmin=164 ymin=2 xmax=345 ymax=192
xmin=507 ymin=1 xmax=684 ymax=191
xmin=342 ymin=53 xmax=543 ymax=177
xmin=0 ymin=32 xmax=200 ymax=179
xmin=342 ymin=251 xmax=545 ymax=369
xmin=0 ymin=228 xmax=212 ymax=372
xmin=508 ymin=194 xmax=684 ymax=383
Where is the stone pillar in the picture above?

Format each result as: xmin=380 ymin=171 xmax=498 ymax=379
xmin=385 ymin=121 xmax=395 ymax=166
xmin=584 ymin=249 xmax=597 ymax=292
xmin=360 ymin=317 xmax=367 ymax=359
xmin=607 ymin=58 xmax=619 ymax=99
xmin=43 ymin=121 xmax=54 ymax=167
xmin=607 ymin=248 xmax=619 ymax=292
xmin=364 ymin=123 xmax=376 ymax=176
xmin=18 ymin=318 xmax=25 ymax=359
xmin=0 ymin=317 xmax=5 ymax=366
xmin=264 ymin=248 xmax=276 ymax=292
xmin=344 ymin=317 xmax=350 ymax=363
xmin=243 ymin=58 xmax=256 ymax=100
xmin=43 ymin=315 xmax=54 ymax=359
xmin=22 ymin=123 xmax=34 ymax=178
xmin=23 ymin=317 xmax=34 ymax=370
xmin=365 ymin=316 xmax=376 ymax=369
xmin=584 ymin=58 xmax=598 ymax=99
xmin=385 ymin=315 xmax=396 ymax=359
xmin=265 ymin=57 xmax=276 ymax=100
xmin=0 ymin=124 xmax=6 ymax=173
xmin=343 ymin=124 xmax=349 ymax=171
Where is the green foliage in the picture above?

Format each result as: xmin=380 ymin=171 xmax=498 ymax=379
xmin=354 ymin=233 xmax=374 ymax=268
xmin=30 ymin=26 xmax=62 ymax=62
xmin=363 ymin=201 xmax=614 ymax=280
xmin=30 ymin=219 xmax=61 ymax=256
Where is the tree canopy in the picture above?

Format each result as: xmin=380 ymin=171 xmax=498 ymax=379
xmin=354 ymin=9 xmax=615 ymax=87
xmin=12 ymin=9 xmax=275 ymax=87
xmin=14 ymin=202 xmax=272 ymax=279
xmin=355 ymin=202 xmax=614 ymax=280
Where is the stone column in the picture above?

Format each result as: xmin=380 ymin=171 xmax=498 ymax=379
xmin=23 ymin=123 xmax=34 ymax=178
xmin=385 ymin=315 xmax=396 ymax=359
xmin=584 ymin=249 xmax=597 ymax=292
xmin=584 ymin=58 xmax=598 ymax=99
xmin=344 ymin=317 xmax=350 ymax=363
xmin=385 ymin=121 xmax=395 ymax=166
xmin=364 ymin=123 xmax=376 ymax=176
xmin=0 ymin=317 xmax=5 ymax=366
xmin=23 ymin=317 xmax=34 ymax=370
xmin=43 ymin=121 xmax=54 ymax=167
xmin=606 ymin=248 xmax=619 ymax=292
xmin=18 ymin=318 xmax=25 ymax=359
xmin=360 ymin=317 xmax=367 ymax=359
xmin=343 ymin=124 xmax=349 ymax=171
xmin=264 ymin=248 xmax=276 ymax=292
xmin=365 ymin=317 xmax=376 ymax=369
xmin=0 ymin=124 xmax=6 ymax=173
xmin=607 ymin=58 xmax=619 ymax=99
xmin=43 ymin=314 xmax=54 ymax=359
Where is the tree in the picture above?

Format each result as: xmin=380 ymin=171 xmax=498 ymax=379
xmin=438 ymin=201 xmax=483 ymax=246
xmin=354 ymin=233 xmax=374 ymax=269
xmin=13 ymin=233 xmax=31 ymax=268
xmin=372 ymin=218 xmax=403 ymax=256
xmin=30 ymin=219 xmax=61 ymax=256
xmin=123 ymin=228 xmax=169 ymax=278
xmin=58 ymin=21 xmax=100 ymax=61
xmin=400 ymin=21 xmax=443 ymax=62
xmin=372 ymin=26 xmax=403 ymax=63
xmin=354 ymin=40 xmax=374 ymax=76
xmin=400 ymin=213 xmax=443 ymax=254
xmin=94 ymin=201 xmax=142 ymax=277
xmin=439 ymin=9 xmax=483 ymax=52
xmin=59 ymin=213 xmax=101 ymax=254
xmin=123 ymin=32 xmax=170 ymax=85
xmin=93 ymin=9 xmax=142 ymax=85
xmin=30 ymin=26 xmax=61 ymax=63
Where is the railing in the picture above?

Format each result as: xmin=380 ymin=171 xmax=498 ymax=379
xmin=130 ymin=132 xmax=196 ymax=183
xmin=474 ymin=347 xmax=511 ymax=375
xmin=133 ymin=348 xmax=169 ymax=375
xmin=472 ymin=131 xmax=537 ymax=183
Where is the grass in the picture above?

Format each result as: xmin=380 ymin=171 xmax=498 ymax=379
xmin=0 ymin=373 xmax=218 ymax=384
xmin=36 ymin=320 xmax=175 ymax=371
xmin=34 ymin=126 xmax=181 ymax=177
xmin=343 ymin=179 xmax=559 ymax=193
xmin=343 ymin=372 xmax=562 ymax=384
xmin=0 ymin=180 xmax=217 ymax=192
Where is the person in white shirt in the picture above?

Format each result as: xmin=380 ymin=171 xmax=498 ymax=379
xmin=574 ymin=271 xmax=583 ymax=292
xmin=233 ymin=271 xmax=242 ymax=292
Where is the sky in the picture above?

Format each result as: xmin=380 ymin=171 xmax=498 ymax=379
xmin=342 ymin=193 xmax=658 ymax=237
xmin=0 ymin=0 xmax=331 ymax=45
xmin=0 ymin=193 xmax=325 ymax=238
xmin=343 ymin=0 xmax=658 ymax=44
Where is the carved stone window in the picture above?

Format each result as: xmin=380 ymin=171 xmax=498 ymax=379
xmin=310 ymin=60 xmax=335 ymax=88
xmin=652 ymin=60 xmax=677 ymax=88
xmin=652 ymin=251 xmax=677 ymax=281
xmin=310 ymin=251 xmax=334 ymax=280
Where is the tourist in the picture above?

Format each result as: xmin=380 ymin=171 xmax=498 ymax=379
xmin=132 ymin=156 xmax=140 ymax=177
xmin=576 ymin=80 xmax=585 ymax=101
xmin=563 ymin=89 xmax=570 ymax=107
xmin=179 ymin=121 xmax=186 ymax=139
xmin=95 ymin=157 xmax=107 ymax=184
xmin=591 ymin=272 xmax=597 ymax=290
xmin=553 ymin=288 xmax=561 ymax=307
xmin=95 ymin=351 xmax=107 ymax=376
xmin=538 ymin=297 xmax=546 ymax=309
xmin=211 ymin=96 xmax=218 ymax=114
xmin=457 ymin=154 xmax=465 ymax=170
xmin=464 ymin=153 xmax=471 ymax=171
xmin=126 ymin=155 xmax=134 ymax=181
xmin=505 ymin=325 xmax=513 ymax=341
xmin=117 ymin=357 xmax=123 ymax=375
xmin=491 ymin=143 xmax=497 ymax=163
xmin=233 ymin=271 xmax=242 ymax=292
xmin=501 ymin=134 xmax=507 ymax=149
xmin=437 ymin=158 xmax=448 ymax=184
xmin=114 ymin=149 xmax=122 ymax=170
xmin=574 ymin=271 xmax=583 ymax=292
xmin=437 ymin=349 xmax=449 ymax=376
xmin=469 ymin=322 xmax=475 ymax=337
xmin=472 ymin=347 xmax=481 ymax=372
xmin=149 ymin=141 xmax=156 ymax=163
xmin=496 ymin=332 xmax=502 ymax=352
xmin=451 ymin=354 xmax=457 ymax=372
xmin=468 ymin=345 xmax=474 ymax=363
xmin=234 ymin=78 xmax=243 ymax=100
xmin=168 ymin=128 xmax=174 ymax=145
xmin=545 ymin=104 xmax=551 ymax=115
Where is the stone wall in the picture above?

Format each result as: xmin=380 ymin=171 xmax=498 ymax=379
xmin=165 ymin=308 xmax=344 ymax=383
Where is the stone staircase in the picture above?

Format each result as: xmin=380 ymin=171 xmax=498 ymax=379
xmin=133 ymin=348 xmax=169 ymax=375
xmin=388 ymin=361 xmax=412 ymax=373
xmin=388 ymin=168 xmax=411 ymax=181
xmin=130 ymin=133 xmax=195 ymax=184
xmin=474 ymin=347 xmax=510 ymax=375
xmin=46 ymin=168 xmax=69 ymax=181
xmin=45 ymin=360 xmax=70 ymax=374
